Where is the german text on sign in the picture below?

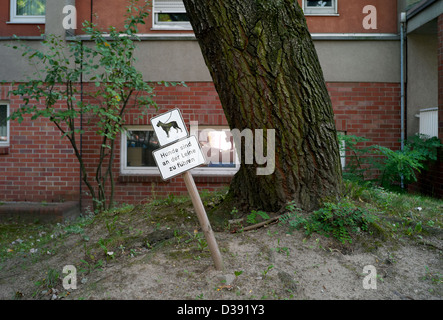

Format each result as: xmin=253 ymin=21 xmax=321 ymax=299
xmin=152 ymin=135 xmax=206 ymax=180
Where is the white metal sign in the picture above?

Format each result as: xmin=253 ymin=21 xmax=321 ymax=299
xmin=150 ymin=108 xmax=188 ymax=147
xmin=152 ymin=135 xmax=206 ymax=181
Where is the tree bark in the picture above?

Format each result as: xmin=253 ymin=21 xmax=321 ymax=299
xmin=183 ymin=0 xmax=343 ymax=212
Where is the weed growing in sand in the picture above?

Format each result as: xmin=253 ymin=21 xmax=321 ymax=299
xmin=262 ymin=265 xmax=274 ymax=278
xmin=422 ymin=266 xmax=443 ymax=285
xmin=273 ymin=238 xmax=290 ymax=257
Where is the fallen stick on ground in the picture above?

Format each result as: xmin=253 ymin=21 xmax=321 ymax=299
xmin=237 ymin=215 xmax=282 ymax=232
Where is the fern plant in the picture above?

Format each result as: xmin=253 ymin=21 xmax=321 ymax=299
xmin=371 ymin=145 xmax=426 ymax=187
xmin=246 ymin=210 xmax=270 ymax=224
xmin=339 ymin=133 xmax=443 ymax=188
xmin=338 ymin=134 xmax=374 ymax=181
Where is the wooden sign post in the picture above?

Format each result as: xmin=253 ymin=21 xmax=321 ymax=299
xmin=151 ymin=109 xmax=224 ymax=271
xmin=183 ymin=171 xmax=224 ymax=271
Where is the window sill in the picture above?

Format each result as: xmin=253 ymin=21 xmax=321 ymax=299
xmin=304 ymin=13 xmax=340 ymax=16
xmin=0 ymin=35 xmax=44 ymax=40
xmin=151 ymin=26 xmax=193 ymax=31
xmin=7 ymin=21 xmax=45 ymax=24
xmin=67 ymin=33 xmax=196 ymax=41
xmin=119 ymin=172 xmax=235 ymax=184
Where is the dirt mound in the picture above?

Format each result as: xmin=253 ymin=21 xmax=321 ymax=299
xmin=0 ymin=209 xmax=441 ymax=300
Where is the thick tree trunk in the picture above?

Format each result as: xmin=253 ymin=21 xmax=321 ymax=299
xmin=183 ymin=0 xmax=343 ymax=212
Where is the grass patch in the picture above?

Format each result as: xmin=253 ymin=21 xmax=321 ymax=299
xmin=279 ymin=180 xmax=442 ymax=244
xmin=0 ymin=221 xmax=60 ymax=263
xmin=342 ymin=180 xmax=443 ymax=239
xmin=0 ymin=189 xmax=228 ymax=272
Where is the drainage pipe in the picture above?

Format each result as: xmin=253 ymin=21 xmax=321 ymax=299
xmin=79 ymin=40 xmax=84 ymax=212
xmin=400 ymin=12 xmax=406 ymax=189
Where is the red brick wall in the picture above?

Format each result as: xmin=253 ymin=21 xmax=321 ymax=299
xmin=0 ymin=84 xmax=80 ymax=203
xmin=0 ymin=81 xmax=403 ymax=208
xmin=329 ymin=82 xmax=401 ymax=149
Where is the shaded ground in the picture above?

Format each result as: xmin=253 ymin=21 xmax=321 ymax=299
xmin=0 ymin=188 xmax=442 ymax=301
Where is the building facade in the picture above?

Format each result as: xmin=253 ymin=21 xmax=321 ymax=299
xmin=0 ymin=0 xmax=441 ymax=210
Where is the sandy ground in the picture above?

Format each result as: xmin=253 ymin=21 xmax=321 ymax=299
xmin=1 ymin=218 xmax=441 ymax=301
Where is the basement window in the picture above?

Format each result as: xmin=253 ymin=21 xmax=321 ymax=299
xmin=303 ymin=0 xmax=338 ymax=15
xmin=120 ymin=126 xmax=239 ymax=177
xmin=0 ymin=104 xmax=10 ymax=147
xmin=152 ymin=0 xmax=192 ymax=30
xmin=10 ymin=0 xmax=46 ymax=24
xmin=121 ymin=127 xmax=160 ymax=176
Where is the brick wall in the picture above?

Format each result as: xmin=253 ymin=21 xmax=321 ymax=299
xmin=1 ymin=81 xmax=403 ymax=208
xmin=329 ymin=82 xmax=401 ymax=150
xmin=0 ymin=84 xmax=80 ymax=203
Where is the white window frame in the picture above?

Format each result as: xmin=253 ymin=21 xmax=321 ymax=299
xmin=120 ymin=125 xmax=240 ymax=177
xmin=0 ymin=103 xmax=10 ymax=147
xmin=303 ymin=0 xmax=338 ymax=16
xmin=121 ymin=126 xmax=160 ymax=176
xmin=152 ymin=0 xmax=192 ymax=31
xmin=9 ymin=0 xmax=46 ymax=24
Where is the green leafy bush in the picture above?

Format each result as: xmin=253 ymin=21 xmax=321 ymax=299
xmin=5 ymin=1 xmax=184 ymax=212
xmin=338 ymin=134 xmax=373 ymax=181
xmin=371 ymin=134 xmax=443 ymax=187
xmin=371 ymin=145 xmax=426 ymax=187
xmin=338 ymin=133 xmax=443 ymax=189
xmin=405 ymin=134 xmax=442 ymax=163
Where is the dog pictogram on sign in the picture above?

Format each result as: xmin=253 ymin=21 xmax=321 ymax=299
xmin=150 ymin=108 xmax=188 ymax=147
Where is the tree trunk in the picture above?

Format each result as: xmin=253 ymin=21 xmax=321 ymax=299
xmin=183 ymin=0 xmax=343 ymax=212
